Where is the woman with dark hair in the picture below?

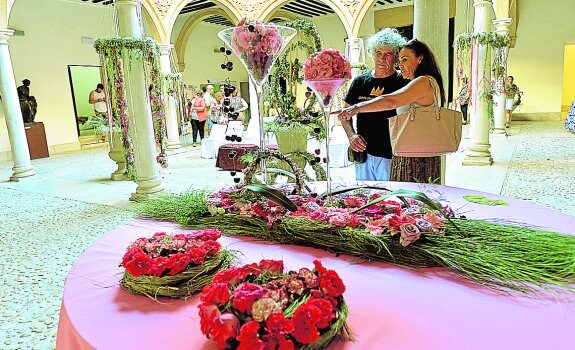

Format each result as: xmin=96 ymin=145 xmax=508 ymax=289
xmin=337 ymin=39 xmax=446 ymax=183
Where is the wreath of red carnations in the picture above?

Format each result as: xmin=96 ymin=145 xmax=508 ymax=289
xmin=199 ymin=259 xmax=351 ymax=349
xmin=120 ymin=229 xmax=235 ymax=299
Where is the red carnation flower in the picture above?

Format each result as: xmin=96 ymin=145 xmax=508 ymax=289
xmin=263 ymin=313 xmax=295 ymax=349
xmin=319 ymin=269 xmax=346 ymax=298
xmin=306 ymin=297 xmax=335 ymax=329
xmin=259 ymin=259 xmax=284 ymax=275
xmin=232 ymin=283 xmax=265 ymax=314
xmin=291 ymin=303 xmax=322 ymax=344
xmin=209 ymin=313 xmax=241 ymax=349
xmin=237 ymin=321 xmax=265 ymax=350
xmin=201 ymin=282 xmax=230 ymax=305
xmin=198 ymin=303 xmax=221 ymax=335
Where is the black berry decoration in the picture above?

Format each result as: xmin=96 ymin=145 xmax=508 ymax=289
xmin=219 ymin=46 xmax=226 ymax=53
xmin=234 ymin=177 xmax=241 ymax=183
xmin=236 ymin=137 xmax=242 ymax=142
xmin=226 ymin=49 xmax=232 ymax=55
xmin=323 ymin=157 xmax=327 ymax=163
xmin=230 ymin=171 xmax=236 ymax=176
xmin=313 ymin=127 xmax=321 ymax=134
xmin=311 ymin=193 xmax=318 ymax=198
xmin=315 ymin=157 xmax=320 ymax=163
xmin=231 ymin=135 xmax=237 ymax=142
xmin=248 ymin=25 xmax=255 ymax=32
xmin=225 ymin=135 xmax=231 ymax=141
xmin=309 ymin=160 xmax=316 ymax=166
xmin=314 ymin=149 xmax=321 ymax=155
xmin=221 ymin=64 xmax=227 ymax=70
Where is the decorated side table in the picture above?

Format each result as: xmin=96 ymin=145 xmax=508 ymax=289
xmin=215 ymin=143 xmax=259 ymax=171
xmin=56 ymin=183 xmax=575 ymax=350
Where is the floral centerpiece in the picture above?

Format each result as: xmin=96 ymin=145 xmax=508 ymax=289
xmin=137 ymin=174 xmax=575 ymax=298
xmin=230 ymin=18 xmax=285 ymax=84
xmin=199 ymin=259 xmax=351 ymax=349
xmin=120 ymin=229 xmax=235 ymax=299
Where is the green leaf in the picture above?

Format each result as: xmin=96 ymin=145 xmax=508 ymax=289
xmin=244 ymin=184 xmax=298 ymax=212
xmin=318 ymin=185 xmax=391 ymax=199
xmin=266 ymin=168 xmax=297 ymax=179
xmin=350 ymin=188 xmax=443 ymax=214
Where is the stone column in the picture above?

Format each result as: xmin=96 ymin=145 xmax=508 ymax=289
xmin=0 ymin=29 xmax=36 ymax=181
xmin=491 ymin=18 xmax=512 ymax=135
xmin=414 ymin=0 xmax=449 ymax=183
xmin=345 ymin=38 xmax=365 ymax=78
xmin=463 ymin=0 xmax=494 ymax=166
xmin=115 ymin=0 xmax=163 ymax=200
xmin=159 ymin=44 xmax=182 ymax=150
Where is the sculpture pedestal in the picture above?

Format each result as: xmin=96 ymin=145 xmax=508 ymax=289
xmin=24 ymin=122 xmax=49 ymax=160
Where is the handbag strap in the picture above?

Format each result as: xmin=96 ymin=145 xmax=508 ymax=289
xmin=407 ymin=76 xmax=442 ymax=120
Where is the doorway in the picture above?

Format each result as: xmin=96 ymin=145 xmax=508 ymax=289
xmin=67 ymin=65 xmax=103 ymax=136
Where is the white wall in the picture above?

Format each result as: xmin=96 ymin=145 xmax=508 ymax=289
xmin=181 ymin=22 xmax=249 ymax=91
xmin=454 ymin=0 xmax=575 ymax=115
xmin=507 ymin=0 xmax=575 ymax=114
xmin=1 ymin=0 xmax=158 ymax=157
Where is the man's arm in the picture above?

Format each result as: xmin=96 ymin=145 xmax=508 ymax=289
xmin=341 ymin=102 xmax=367 ymax=152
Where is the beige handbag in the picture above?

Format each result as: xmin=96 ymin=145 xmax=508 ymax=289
xmin=388 ymin=77 xmax=462 ymax=157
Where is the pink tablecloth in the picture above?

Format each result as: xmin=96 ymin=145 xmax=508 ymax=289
xmin=56 ymin=183 xmax=575 ymax=350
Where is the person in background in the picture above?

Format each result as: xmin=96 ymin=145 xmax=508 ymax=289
xmin=338 ymin=39 xmax=446 ymax=184
xmin=455 ymin=77 xmax=469 ymax=125
xmin=504 ymin=75 xmax=519 ymax=128
xmin=210 ymin=91 xmax=226 ymax=125
xmin=187 ymin=88 xmax=207 ymax=147
xmin=230 ymin=90 xmax=248 ymax=122
xmin=203 ymin=84 xmax=215 ymax=134
xmin=341 ymin=28 xmax=408 ymax=181
xmin=89 ymin=83 xmax=108 ymax=122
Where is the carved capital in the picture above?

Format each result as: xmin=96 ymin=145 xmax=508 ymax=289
xmin=152 ymin=0 xmax=171 ymax=19
xmin=234 ymin=0 xmax=265 ymax=21
xmin=338 ymin=0 xmax=361 ymax=18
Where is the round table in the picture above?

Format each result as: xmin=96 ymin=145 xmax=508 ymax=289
xmin=56 ymin=183 xmax=575 ymax=350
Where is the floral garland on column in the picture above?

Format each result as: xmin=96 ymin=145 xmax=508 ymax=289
xmin=94 ymin=37 xmax=169 ymax=178
xmin=163 ymin=72 xmax=185 ymax=132
xmin=454 ymin=32 xmax=510 ymax=127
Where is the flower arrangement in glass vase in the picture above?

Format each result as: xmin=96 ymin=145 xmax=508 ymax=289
xmin=120 ymin=229 xmax=235 ymax=299
xmin=198 ymin=259 xmax=351 ymax=349
xmin=303 ymin=48 xmax=352 ymax=196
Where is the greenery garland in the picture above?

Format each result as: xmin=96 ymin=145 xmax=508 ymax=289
xmin=94 ymin=37 xmax=169 ymax=178
xmin=137 ymin=188 xmax=575 ymax=298
xmin=242 ymin=149 xmax=307 ymax=194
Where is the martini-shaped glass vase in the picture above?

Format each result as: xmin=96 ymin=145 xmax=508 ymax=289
xmin=218 ymin=23 xmax=296 ymax=183
xmin=304 ymin=78 xmax=348 ymax=196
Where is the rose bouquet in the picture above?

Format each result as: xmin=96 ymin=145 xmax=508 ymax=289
xmin=120 ymin=229 xmax=235 ymax=299
xmin=230 ymin=19 xmax=285 ymax=84
xmin=303 ymin=48 xmax=352 ymax=81
xmin=199 ymin=259 xmax=351 ymax=349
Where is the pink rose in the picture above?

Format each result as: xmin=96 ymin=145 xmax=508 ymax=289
xmin=399 ymin=223 xmax=421 ymax=247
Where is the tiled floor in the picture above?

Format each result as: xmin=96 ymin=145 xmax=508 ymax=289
xmin=0 ymin=121 xmax=566 ymax=209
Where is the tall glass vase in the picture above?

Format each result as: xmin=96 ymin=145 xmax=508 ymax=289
xmin=304 ymin=78 xmax=348 ymax=196
xmin=218 ymin=23 xmax=296 ymax=183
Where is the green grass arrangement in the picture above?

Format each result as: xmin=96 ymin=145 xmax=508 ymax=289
xmin=136 ymin=191 xmax=575 ymax=298
xmin=121 ymin=249 xmax=235 ymax=299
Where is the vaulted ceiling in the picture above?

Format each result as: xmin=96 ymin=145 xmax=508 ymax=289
xmin=74 ymin=0 xmax=413 ymax=27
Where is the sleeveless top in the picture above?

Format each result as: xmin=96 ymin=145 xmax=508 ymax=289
xmin=396 ymin=76 xmax=442 ymax=115
xmin=93 ymin=90 xmax=108 ymax=113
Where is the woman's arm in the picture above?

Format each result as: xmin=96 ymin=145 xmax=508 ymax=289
xmin=338 ymin=76 xmax=434 ymax=119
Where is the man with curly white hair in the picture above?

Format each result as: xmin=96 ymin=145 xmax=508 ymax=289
xmin=342 ymin=28 xmax=408 ymax=181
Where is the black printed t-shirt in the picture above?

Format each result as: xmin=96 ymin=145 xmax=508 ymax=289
xmin=344 ymin=71 xmax=408 ymax=158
